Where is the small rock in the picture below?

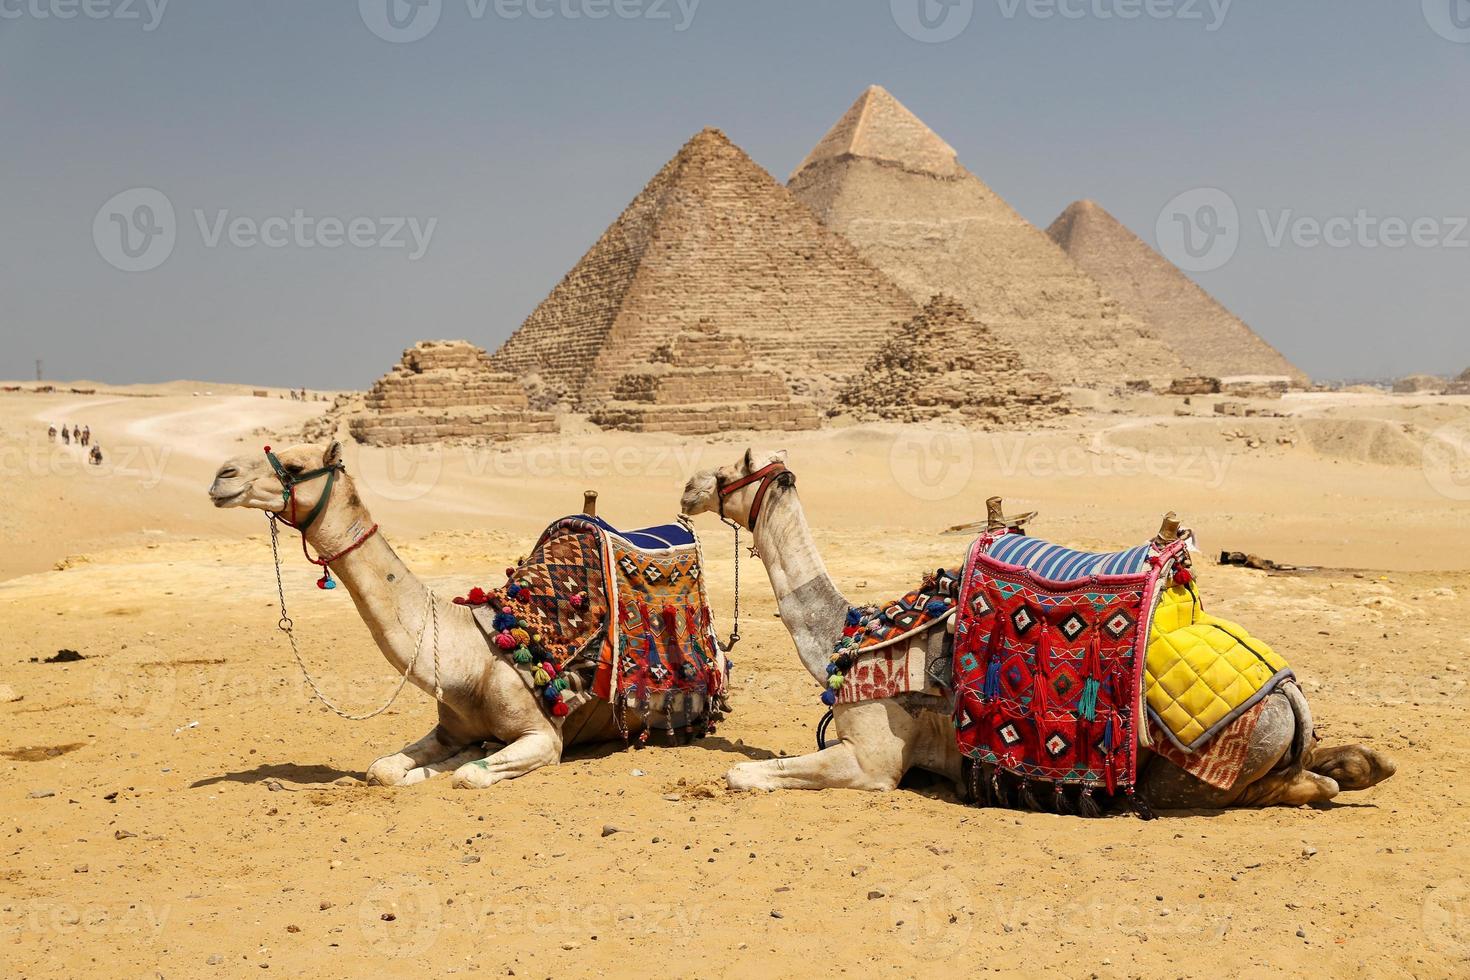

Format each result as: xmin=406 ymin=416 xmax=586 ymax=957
xmin=208 ymin=954 xmax=224 ymax=966
xmin=264 ymin=779 xmax=285 ymax=792
xmin=74 ymin=864 xmax=88 ymax=874
xmin=1296 ymin=928 xmax=1306 ymax=939
xmin=319 ymin=900 xmax=334 ymax=911
xmin=1301 ymin=846 xmax=1317 ymax=858
xmin=770 ymin=910 xmax=784 ymax=919
xmin=114 ymin=829 xmax=137 ymax=840
xmin=329 ymin=860 xmax=342 ymax=869
xmin=380 ymin=913 xmax=396 ymax=922
xmin=867 ymin=890 xmax=886 ymax=900
xmin=601 ymin=825 xmax=620 ymax=838
xmin=630 ymin=769 xmax=646 ymax=777
xmin=26 ymin=789 xmax=55 ymax=799
xmin=460 ymin=855 xmax=481 ymax=864
xmin=560 ymin=941 xmax=581 ymax=951
xmin=285 ymin=924 xmax=300 ymax=934
xmin=0 ymin=684 xmax=21 ymax=703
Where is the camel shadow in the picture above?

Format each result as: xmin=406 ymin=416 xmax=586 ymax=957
xmin=190 ymin=762 xmax=358 ymax=789
xmin=560 ymin=735 xmax=777 ymax=764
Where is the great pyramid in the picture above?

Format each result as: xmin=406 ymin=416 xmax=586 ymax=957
xmin=788 ymin=85 xmax=1187 ymax=387
xmin=491 ymin=128 xmax=919 ymax=408
xmin=589 ymin=319 xmax=819 ymax=434
xmin=349 ymin=340 xmax=556 ymax=445
xmin=838 ymin=295 xmax=1069 ymax=424
xmin=1047 ymin=199 xmax=1307 ymax=383
xmin=1446 ymin=367 xmax=1470 ymax=396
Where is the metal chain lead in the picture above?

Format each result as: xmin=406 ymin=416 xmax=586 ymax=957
xmin=269 ymin=513 xmax=438 ymax=721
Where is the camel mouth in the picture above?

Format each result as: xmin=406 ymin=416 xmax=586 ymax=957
xmin=210 ymin=487 xmax=247 ymax=507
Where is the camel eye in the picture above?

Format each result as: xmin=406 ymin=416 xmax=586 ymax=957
xmin=284 ymin=463 xmax=303 ymax=475
xmin=217 ymin=466 xmax=238 ymax=479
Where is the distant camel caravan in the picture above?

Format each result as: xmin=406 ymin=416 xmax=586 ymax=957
xmin=681 ymin=449 xmax=1396 ymax=812
xmin=208 ymin=442 xmax=728 ymax=789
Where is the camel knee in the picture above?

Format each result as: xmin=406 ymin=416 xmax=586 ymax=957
xmin=1236 ymin=769 xmax=1339 ymax=807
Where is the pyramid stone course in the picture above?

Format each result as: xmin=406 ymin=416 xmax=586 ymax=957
xmin=589 ymin=319 xmax=820 ymax=434
xmin=839 ymin=295 xmax=1070 ymax=424
xmin=1444 ymin=368 xmax=1470 ymax=395
xmin=350 ymin=340 xmax=557 ymax=445
xmin=1046 ymin=199 xmax=1307 ymax=384
xmin=491 ymin=128 xmax=919 ymax=409
xmin=788 ymin=85 xmax=1189 ymax=388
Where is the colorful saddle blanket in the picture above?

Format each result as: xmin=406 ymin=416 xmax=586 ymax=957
xmin=952 ymin=530 xmax=1190 ymax=797
xmin=455 ymin=515 xmax=724 ymax=733
xmin=827 ymin=570 xmax=959 ymax=705
xmin=1145 ymin=584 xmax=1293 ymax=751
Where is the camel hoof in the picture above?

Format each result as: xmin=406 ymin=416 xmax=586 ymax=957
xmin=450 ymin=763 xmax=496 ymax=790
xmin=365 ymin=761 xmax=408 ymax=787
xmin=725 ymin=765 xmax=759 ymax=793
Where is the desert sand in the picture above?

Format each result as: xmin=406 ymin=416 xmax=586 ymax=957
xmin=3 ymin=384 xmax=1469 ymax=977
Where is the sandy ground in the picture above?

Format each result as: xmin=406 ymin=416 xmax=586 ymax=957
xmin=3 ymin=383 xmax=1469 ymax=977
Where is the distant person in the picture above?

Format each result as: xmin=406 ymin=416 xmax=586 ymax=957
xmin=89 ymin=445 xmax=103 ymax=466
xmin=81 ymin=425 xmax=90 ymax=447
xmin=61 ymin=425 xmax=70 ymax=445
xmin=48 ymin=424 xmax=57 ymax=442
xmin=72 ymin=424 xmax=80 ymax=443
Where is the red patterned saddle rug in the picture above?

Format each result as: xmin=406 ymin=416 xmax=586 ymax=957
xmin=454 ymin=516 xmax=725 ymax=736
xmin=952 ymin=529 xmax=1191 ymax=814
xmin=825 ymin=570 xmax=959 ymax=705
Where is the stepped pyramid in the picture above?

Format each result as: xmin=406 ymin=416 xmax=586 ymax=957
xmin=491 ymin=128 xmax=918 ymax=407
xmin=839 ymin=295 xmax=1069 ymax=424
xmin=349 ymin=340 xmax=556 ymax=445
xmin=1446 ymin=367 xmax=1470 ymax=395
xmin=589 ymin=319 xmax=820 ymax=433
xmin=1047 ymin=199 xmax=1307 ymax=383
xmin=788 ymin=85 xmax=1187 ymax=387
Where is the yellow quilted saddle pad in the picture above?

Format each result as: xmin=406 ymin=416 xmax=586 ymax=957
xmin=1145 ymin=585 xmax=1292 ymax=751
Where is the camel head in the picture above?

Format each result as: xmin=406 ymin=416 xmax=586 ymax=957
xmin=208 ymin=441 xmax=354 ymax=524
xmin=681 ymin=448 xmax=790 ymax=528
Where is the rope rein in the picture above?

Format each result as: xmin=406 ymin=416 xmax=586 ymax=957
xmin=269 ymin=512 xmax=441 ymax=720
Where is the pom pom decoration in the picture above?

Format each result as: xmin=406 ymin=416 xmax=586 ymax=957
xmin=925 ymin=599 xmax=950 ymax=617
xmin=514 ymin=648 xmax=533 ymax=665
xmin=825 ymin=662 xmax=838 ymax=676
xmin=1174 ymin=567 xmax=1194 ymax=587
xmin=504 ymin=567 xmax=516 ymax=579
xmin=543 ymin=684 xmax=560 ymax=702
xmin=821 ymin=689 xmax=837 ymax=707
xmin=551 ymin=700 xmax=570 ymax=717
xmin=492 ymin=611 xmax=517 ymax=631
xmin=511 ymin=627 xmax=530 ymax=646
xmin=845 ymin=608 xmax=863 ymax=627
xmin=494 ymin=631 xmax=517 ymax=650
xmin=533 ymin=668 xmax=550 ymax=686
xmin=569 ymin=591 xmax=586 ymax=610
xmin=827 ymin=673 xmax=844 ymax=691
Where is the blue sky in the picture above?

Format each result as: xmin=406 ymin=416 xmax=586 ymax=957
xmin=3 ymin=0 xmax=1467 ymax=386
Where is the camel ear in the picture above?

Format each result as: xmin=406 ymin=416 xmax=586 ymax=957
xmin=773 ymin=449 xmax=789 ymax=463
xmin=323 ymin=440 xmax=343 ymax=468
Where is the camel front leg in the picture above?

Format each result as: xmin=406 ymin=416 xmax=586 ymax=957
xmin=449 ymin=731 xmax=562 ymax=790
xmin=727 ymin=741 xmax=902 ymax=792
xmin=400 ymin=745 xmax=491 ymax=786
xmin=365 ymin=725 xmax=470 ymax=787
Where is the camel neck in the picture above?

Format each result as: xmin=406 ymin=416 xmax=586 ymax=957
xmin=302 ymin=517 xmax=454 ymax=698
xmin=752 ymin=488 xmax=850 ymax=686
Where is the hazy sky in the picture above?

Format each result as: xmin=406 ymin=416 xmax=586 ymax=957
xmin=4 ymin=1 xmax=1467 ymax=387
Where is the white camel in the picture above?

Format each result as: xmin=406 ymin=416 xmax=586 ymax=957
xmin=682 ymin=449 xmax=1397 ymax=810
xmin=208 ymin=441 xmax=697 ymax=789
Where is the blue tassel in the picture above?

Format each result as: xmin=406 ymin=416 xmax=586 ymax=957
xmin=543 ymin=684 xmax=559 ymax=702
xmin=924 ymin=599 xmax=949 ymax=617
xmin=982 ymin=656 xmax=1002 ymax=700
xmin=845 ymin=608 xmax=862 ymax=627
xmin=821 ymin=689 xmax=837 ymax=706
xmin=825 ymin=663 xmax=838 ymax=676
xmin=1078 ymin=677 xmax=1100 ymax=721
xmin=493 ymin=611 xmax=517 ymax=631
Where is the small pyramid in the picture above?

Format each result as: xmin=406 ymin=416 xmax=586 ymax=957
xmin=838 ymin=296 xmax=1069 ymax=424
xmin=349 ymin=340 xmax=556 ymax=445
xmin=1047 ymin=200 xmax=1307 ymax=383
xmin=589 ymin=319 xmax=820 ymax=434
xmin=1445 ymin=366 xmax=1470 ymax=395
xmin=790 ymin=87 xmax=1187 ymax=387
xmin=790 ymin=84 xmax=960 ymax=180
xmin=492 ymin=128 xmax=918 ymax=408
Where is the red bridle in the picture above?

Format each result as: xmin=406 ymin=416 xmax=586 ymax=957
xmin=717 ymin=462 xmax=794 ymax=532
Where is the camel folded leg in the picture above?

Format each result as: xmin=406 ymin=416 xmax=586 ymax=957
xmin=1306 ymin=744 xmax=1397 ymax=792
xmin=400 ymin=746 xmax=490 ymax=786
xmin=366 ymin=725 xmax=472 ymax=787
xmin=450 ymin=731 xmax=561 ymax=789
xmin=727 ymin=743 xmax=897 ymax=792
